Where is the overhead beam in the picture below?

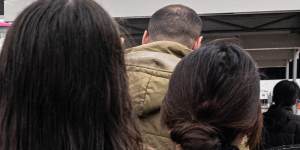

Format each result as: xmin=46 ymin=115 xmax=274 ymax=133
xmin=203 ymin=32 xmax=300 ymax=49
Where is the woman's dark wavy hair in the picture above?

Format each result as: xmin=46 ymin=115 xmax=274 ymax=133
xmin=162 ymin=43 xmax=262 ymax=150
xmin=0 ymin=0 xmax=141 ymax=149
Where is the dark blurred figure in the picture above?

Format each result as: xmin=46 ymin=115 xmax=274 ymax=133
xmin=263 ymin=80 xmax=300 ymax=149
xmin=0 ymin=0 xmax=141 ymax=150
xmin=117 ymin=20 xmax=137 ymax=49
xmin=265 ymin=144 xmax=300 ymax=150
xmin=162 ymin=43 xmax=262 ymax=150
xmin=125 ymin=4 xmax=203 ymax=150
xmin=0 ymin=0 xmax=3 ymax=15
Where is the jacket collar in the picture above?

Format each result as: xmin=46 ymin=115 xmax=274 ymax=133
xmin=126 ymin=41 xmax=192 ymax=58
xmin=268 ymin=105 xmax=293 ymax=113
xmin=264 ymin=105 xmax=294 ymax=123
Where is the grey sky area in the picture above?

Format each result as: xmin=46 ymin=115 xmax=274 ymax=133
xmin=4 ymin=0 xmax=300 ymax=21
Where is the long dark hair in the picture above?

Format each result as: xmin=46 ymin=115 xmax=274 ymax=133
xmin=162 ymin=43 xmax=262 ymax=150
xmin=0 ymin=0 xmax=141 ymax=149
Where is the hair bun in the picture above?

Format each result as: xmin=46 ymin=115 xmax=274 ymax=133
xmin=170 ymin=122 xmax=220 ymax=150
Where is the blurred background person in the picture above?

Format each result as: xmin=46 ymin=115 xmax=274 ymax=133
xmin=162 ymin=43 xmax=262 ymax=150
xmin=0 ymin=0 xmax=141 ymax=150
xmin=263 ymin=80 xmax=300 ymax=149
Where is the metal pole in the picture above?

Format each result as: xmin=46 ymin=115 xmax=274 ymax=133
xmin=286 ymin=60 xmax=290 ymax=80
xmin=293 ymin=49 xmax=299 ymax=82
xmin=293 ymin=49 xmax=299 ymax=115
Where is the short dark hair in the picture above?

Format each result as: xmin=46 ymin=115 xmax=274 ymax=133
xmin=148 ymin=4 xmax=202 ymax=47
xmin=273 ymin=80 xmax=300 ymax=107
xmin=0 ymin=0 xmax=141 ymax=149
xmin=162 ymin=43 xmax=262 ymax=149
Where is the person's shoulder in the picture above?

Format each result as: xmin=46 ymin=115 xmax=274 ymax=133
xmin=293 ymin=114 xmax=300 ymax=121
xmin=288 ymin=114 xmax=300 ymax=123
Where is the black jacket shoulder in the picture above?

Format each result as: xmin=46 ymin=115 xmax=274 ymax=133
xmin=262 ymin=106 xmax=300 ymax=149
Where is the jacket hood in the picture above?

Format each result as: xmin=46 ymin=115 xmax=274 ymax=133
xmin=126 ymin=41 xmax=192 ymax=117
xmin=263 ymin=105 xmax=293 ymax=131
xmin=126 ymin=41 xmax=191 ymax=58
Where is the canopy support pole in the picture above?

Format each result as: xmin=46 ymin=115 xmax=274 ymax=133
xmin=293 ymin=49 xmax=299 ymax=82
xmin=292 ymin=49 xmax=299 ymax=115
xmin=286 ymin=60 xmax=290 ymax=80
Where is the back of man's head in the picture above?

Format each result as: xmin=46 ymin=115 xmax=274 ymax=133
xmin=273 ymin=80 xmax=300 ymax=107
xmin=146 ymin=4 xmax=202 ymax=48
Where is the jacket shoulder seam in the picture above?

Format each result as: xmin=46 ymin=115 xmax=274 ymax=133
xmin=126 ymin=64 xmax=173 ymax=74
xmin=142 ymin=75 xmax=153 ymax=106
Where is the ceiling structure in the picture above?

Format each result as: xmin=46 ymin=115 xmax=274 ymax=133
xmin=2 ymin=0 xmax=300 ymax=78
xmin=118 ymin=11 xmax=300 ymax=67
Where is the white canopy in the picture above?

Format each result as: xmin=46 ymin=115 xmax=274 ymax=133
xmin=5 ymin=0 xmax=300 ymax=21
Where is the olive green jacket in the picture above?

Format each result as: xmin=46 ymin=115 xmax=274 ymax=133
xmin=125 ymin=41 xmax=192 ymax=150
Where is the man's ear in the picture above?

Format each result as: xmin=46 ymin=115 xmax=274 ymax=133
xmin=192 ymin=36 xmax=203 ymax=50
xmin=142 ymin=30 xmax=150 ymax=44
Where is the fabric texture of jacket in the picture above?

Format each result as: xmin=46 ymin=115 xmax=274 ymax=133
xmin=262 ymin=105 xmax=300 ymax=149
xmin=265 ymin=144 xmax=300 ymax=150
xmin=125 ymin=41 xmax=192 ymax=150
